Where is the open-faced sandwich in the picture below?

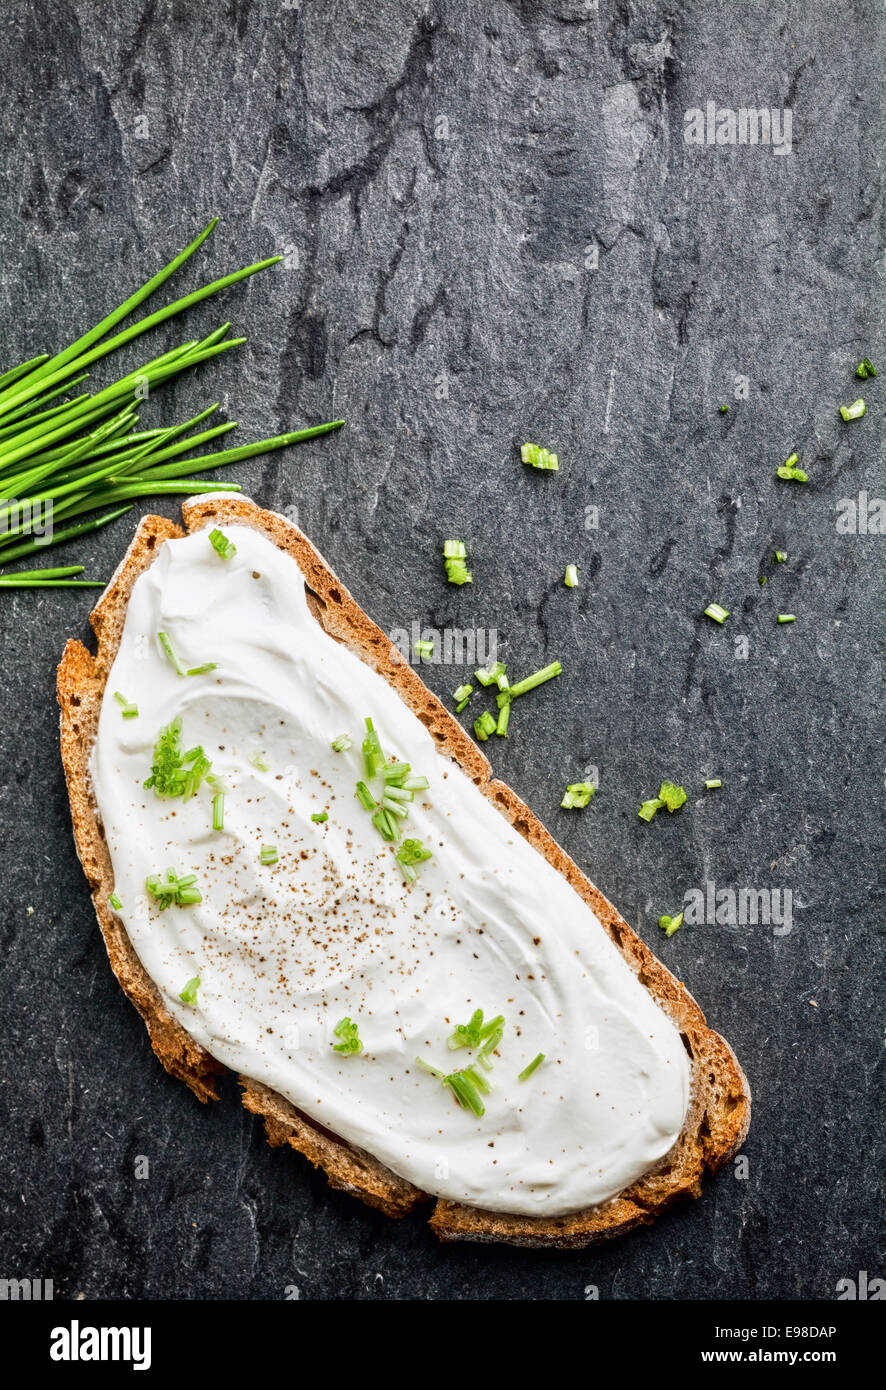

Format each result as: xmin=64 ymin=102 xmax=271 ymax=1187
xmin=58 ymin=494 xmax=750 ymax=1248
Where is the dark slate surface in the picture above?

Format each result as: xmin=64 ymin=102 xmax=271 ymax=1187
xmin=0 ymin=0 xmax=882 ymax=1302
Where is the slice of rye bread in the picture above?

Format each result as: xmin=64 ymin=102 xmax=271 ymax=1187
xmin=58 ymin=494 xmax=750 ymax=1249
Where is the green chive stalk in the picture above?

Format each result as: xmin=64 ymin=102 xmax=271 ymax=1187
xmin=0 ymin=219 xmax=344 ymax=584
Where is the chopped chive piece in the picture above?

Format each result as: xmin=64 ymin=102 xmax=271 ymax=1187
xmin=463 ymin=1065 xmax=492 ymax=1095
xmin=444 ymin=1070 xmax=486 ymax=1117
xmin=478 ymin=1026 xmax=504 ymax=1063
xmin=179 ymin=976 xmax=201 ymax=1005
xmin=507 ymin=660 xmax=562 ymax=698
xmin=381 ymin=795 xmax=409 ymax=817
xmin=208 ymin=527 xmax=236 ymax=560
xmin=443 ymin=538 xmax=467 ymax=557
xmin=331 ymin=733 xmax=353 ymax=752
xmin=475 ymin=660 xmax=506 ymax=687
xmin=260 ymin=844 xmax=278 ymax=865
xmin=518 ymin=1052 xmax=545 ymax=1082
xmin=395 ymin=837 xmax=432 ymax=881
xmin=658 ymin=911 xmax=684 ymax=938
xmin=355 ymin=780 xmax=377 ymax=811
xmin=719 ymin=403 xmax=729 ymax=413
xmin=638 ymin=798 xmax=663 ymax=822
xmin=453 ymin=683 xmax=473 ymax=704
xmin=113 ymin=691 xmax=138 ymax=718
xmin=564 ymin=564 xmax=579 ymax=588
xmin=186 ymin=662 xmax=218 ymax=676
xmin=415 ymin=1056 xmax=446 ymax=1079
xmin=521 ymin=442 xmax=559 ymax=471
xmin=144 ymin=718 xmax=212 ymax=799
xmin=362 ymin=716 xmax=384 ymax=778
xmin=777 ymin=613 xmax=796 ymax=624
xmin=495 ymin=699 xmax=510 ymax=737
xmin=561 ymin=781 xmax=594 ymax=809
xmin=250 ymin=751 xmax=270 ymax=771
xmin=774 ymin=549 xmax=788 ymax=563
xmin=211 ymin=791 xmax=225 ymax=831
xmin=776 ymin=452 xmax=808 ymax=481
xmin=332 ymin=1016 xmax=363 ymax=1055
xmin=704 ymin=603 xmax=730 ymax=624
xmin=658 ymin=781 xmax=687 ymax=813
xmin=383 ymin=784 xmax=413 ymax=802
xmin=839 ymin=398 xmax=866 ymax=421
xmin=402 ymin=774 xmax=429 ymax=792
xmin=413 ymin=638 xmax=434 ymax=660
xmin=704 ymin=777 xmax=722 ymax=789
xmin=856 ymin=357 xmax=878 ymax=379
xmin=443 ymin=538 xmax=473 ymax=585
xmin=311 ymin=810 xmax=328 ymax=823
xmin=146 ymin=868 xmax=202 ymax=910
xmin=371 ymin=808 xmax=396 ymax=841
xmin=447 ymin=1008 xmax=503 ymax=1051
xmin=473 ymin=711 xmax=496 ymax=741
xmin=455 ymin=697 xmax=470 ymax=714
xmin=157 ymin=629 xmax=186 ymax=674
xmin=382 ymin=761 xmax=411 ymax=782
xmin=758 ymin=576 xmax=767 ymax=586
xmin=108 ymin=892 xmax=123 ymax=911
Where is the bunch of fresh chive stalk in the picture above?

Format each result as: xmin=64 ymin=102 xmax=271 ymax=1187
xmin=0 ymin=217 xmax=342 ymax=589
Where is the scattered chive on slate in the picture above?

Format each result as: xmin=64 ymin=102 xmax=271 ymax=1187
xmin=332 ymin=1017 xmax=363 ymax=1055
xmin=659 ymin=781 xmax=687 ymax=812
xmin=518 ymin=1052 xmax=545 ymax=1081
xmin=564 ymin=563 xmax=579 ymax=588
xmin=561 ymin=782 xmax=594 ymax=809
xmin=719 ymin=404 xmax=729 ymax=413
xmin=856 ymin=357 xmax=878 ymax=379
xmin=475 ymin=660 xmax=506 ymax=687
xmin=658 ymin=911 xmax=684 ymax=938
xmin=839 ymin=399 xmax=866 ymax=421
xmin=704 ymin=777 xmax=722 ymax=789
xmin=521 ymin=442 xmax=559 ymax=471
xmin=208 ymin=527 xmax=236 ymax=560
xmin=507 ymin=660 xmax=562 ymax=698
xmin=777 ymin=614 xmax=796 ymax=624
xmin=774 ymin=550 xmax=788 ymax=563
xmin=704 ymin=603 xmax=730 ymax=624
xmin=639 ymin=781 xmax=687 ymax=821
xmin=776 ymin=453 xmax=808 ymax=482
xmin=179 ymin=976 xmax=201 ymax=1005
xmin=413 ymin=638 xmax=434 ymax=660
xmin=443 ymin=538 xmax=472 ymax=585
xmin=473 ymin=710 xmax=496 ymax=741
xmin=0 ymin=218 xmax=344 ymax=581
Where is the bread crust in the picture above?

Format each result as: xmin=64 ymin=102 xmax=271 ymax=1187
xmin=57 ymin=495 xmax=750 ymax=1248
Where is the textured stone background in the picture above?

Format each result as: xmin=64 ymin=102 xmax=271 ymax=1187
xmin=0 ymin=0 xmax=883 ymax=1301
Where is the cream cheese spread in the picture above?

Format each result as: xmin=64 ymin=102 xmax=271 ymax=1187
xmin=90 ymin=518 xmax=691 ymax=1216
